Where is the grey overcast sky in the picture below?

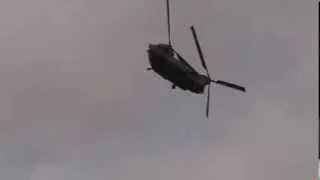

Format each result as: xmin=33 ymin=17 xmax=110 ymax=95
xmin=0 ymin=0 xmax=317 ymax=179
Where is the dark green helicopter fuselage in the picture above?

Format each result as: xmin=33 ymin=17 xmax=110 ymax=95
xmin=147 ymin=44 xmax=210 ymax=94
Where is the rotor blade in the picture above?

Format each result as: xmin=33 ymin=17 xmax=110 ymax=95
xmin=166 ymin=0 xmax=172 ymax=46
xmin=190 ymin=26 xmax=208 ymax=74
xmin=214 ymin=80 xmax=246 ymax=92
xmin=206 ymin=84 xmax=211 ymax=118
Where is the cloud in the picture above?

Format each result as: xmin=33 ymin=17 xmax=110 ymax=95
xmin=0 ymin=0 xmax=316 ymax=179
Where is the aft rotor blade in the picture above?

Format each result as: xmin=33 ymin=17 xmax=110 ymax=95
xmin=166 ymin=0 xmax=172 ymax=46
xmin=214 ymin=80 xmax=246 ymax=92
xmin=206 ymin=84 xmax=211 ymax=118
xmin=190 ymin=26 xmax=208 ymax=74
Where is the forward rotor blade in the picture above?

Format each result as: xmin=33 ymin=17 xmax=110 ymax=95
xmin=166 ymin=0 xmax=172 ymax=46
xmin=190 ymin=26 xmax=208 ymax=74
xmin=206 ymin=84 xmax=211 ymax=118
xmin=214 ymin=80 xmax=246 ymax=92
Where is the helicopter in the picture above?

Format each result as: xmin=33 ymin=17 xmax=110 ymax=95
xmin=146 ymin=0 xmax=246 ymax=118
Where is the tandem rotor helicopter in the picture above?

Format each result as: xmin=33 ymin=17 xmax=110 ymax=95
xmin=146 ymin=0 xmax=246 ymax=118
